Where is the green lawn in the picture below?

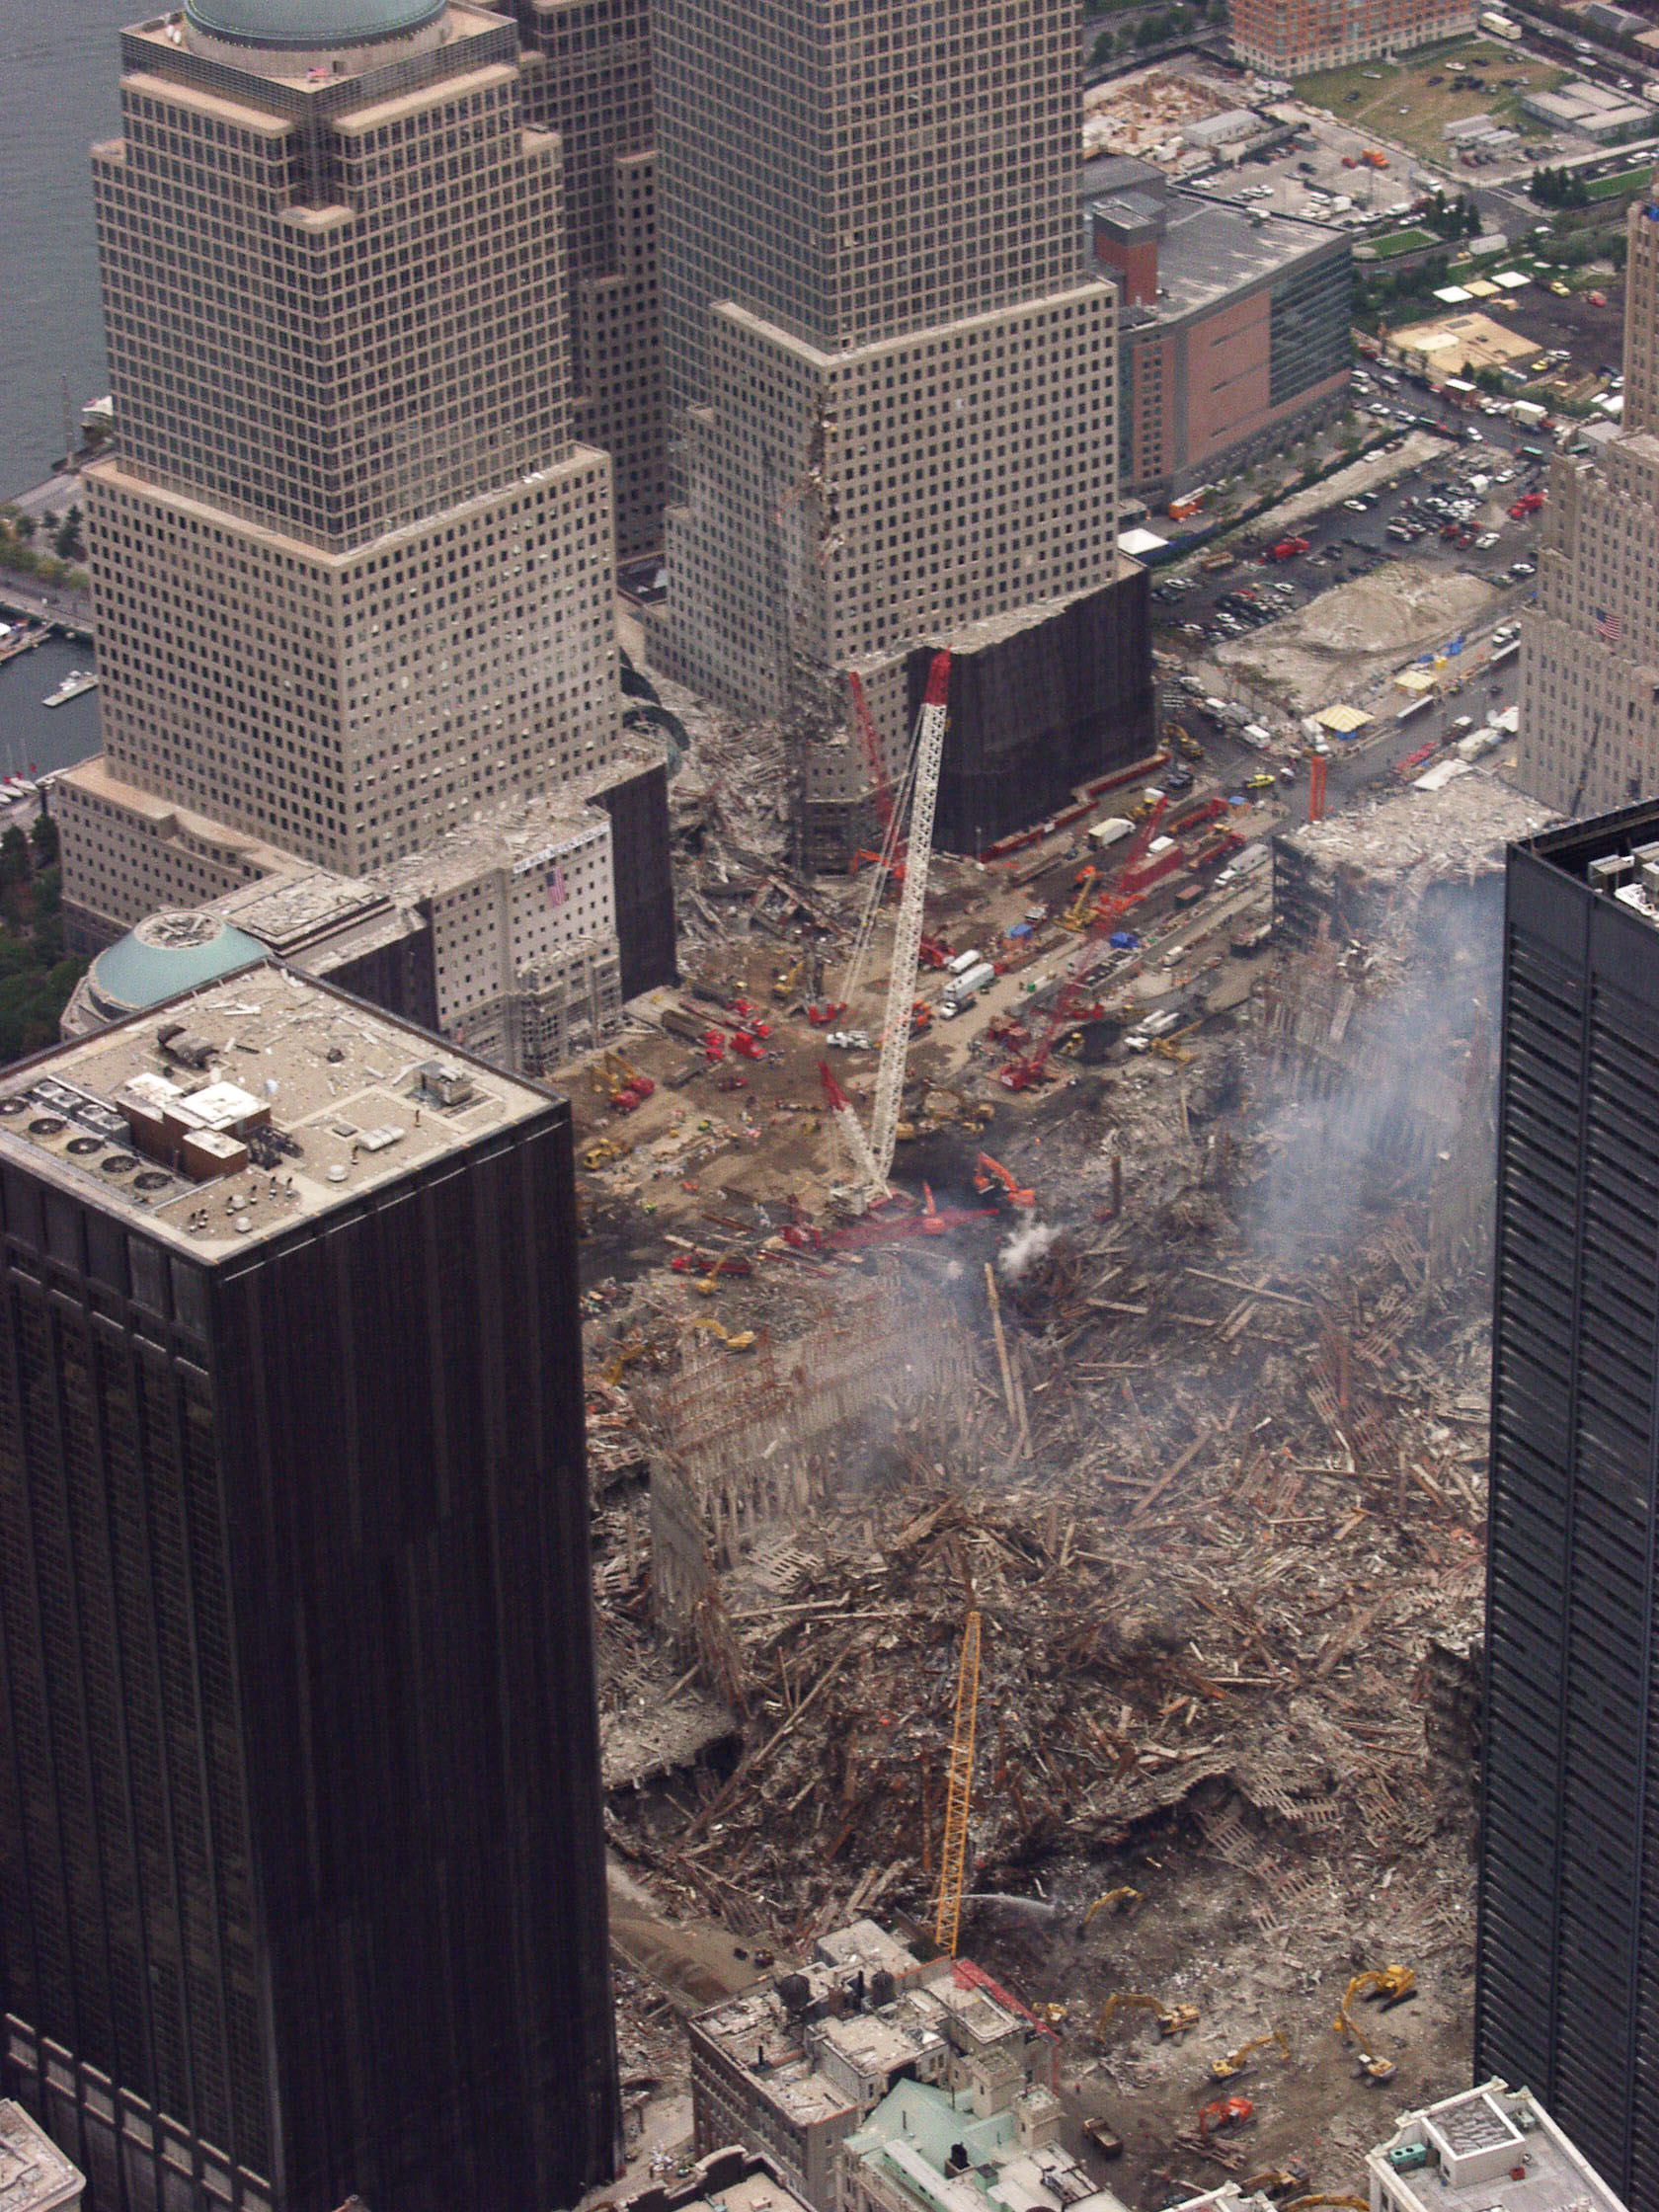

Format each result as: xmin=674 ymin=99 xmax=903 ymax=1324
xmin=1583 ymin=165 xmax=1651 ymax=202
xmin=1296 ymin=37 xmax=1569 ymax=165
xmin=1369 ymin=225 xmax=1438 ymax=258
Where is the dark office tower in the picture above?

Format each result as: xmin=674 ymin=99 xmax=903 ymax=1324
xmin=1479 ymin=798 xmax=1659 ymax=2210
xmin=0 ymin=972 xmax=619 ymax=2212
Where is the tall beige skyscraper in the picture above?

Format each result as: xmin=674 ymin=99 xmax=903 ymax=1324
xmin=1519 ymin=175 xmax=1659 ymax=817
xmin=514 ymin=0 xmax=665 ymax=556
xmin=652 ymin=0 xmax=1146 ymax=865
xmin=60 ymin=0 xmax=652 ymax=1001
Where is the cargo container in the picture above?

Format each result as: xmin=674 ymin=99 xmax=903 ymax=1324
xmin=1088 ymin=816 xmax=1136 ymax=851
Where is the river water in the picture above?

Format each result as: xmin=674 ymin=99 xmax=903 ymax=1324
xmin=0 ymin=0 xmax=130 ymax=499
xmin=0 ymin=0 xmax=134 ymax=777
xmin=0 ymin=633 xmax=103 ymax=780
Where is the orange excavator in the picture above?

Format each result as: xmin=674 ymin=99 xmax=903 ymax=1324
xmin=974 ymin=1153 xmax=1036 ymax=1208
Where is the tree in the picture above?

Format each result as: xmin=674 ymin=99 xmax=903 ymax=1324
xmin=53 ymin=507 xmax=84 ymax=562
xmin=0 ymin=830 xmax=30 ymax=889
xmin=30 ymin=814 xmax=57 ymax=870
xmin=14 ymin=515 xmax=35 ymax=543
xmin=1092 ymin=26 xmax=1116 ymax=60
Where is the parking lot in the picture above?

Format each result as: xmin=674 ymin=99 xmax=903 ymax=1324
xmin=1151 ymin=395 xmax=1548 ymax=634
xmin=1145 ymin=376 xmax=1545 ymax=819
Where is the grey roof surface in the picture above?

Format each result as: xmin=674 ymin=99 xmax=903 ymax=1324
xmin=0 ymin=2100 xmax=82 ymax=2212
xmin=0 ymin=966 xmax=556 ymax=1262
xmin=185 ymin=0 xmax=444 ymax=44
xmin=1081 ymin=153 xmax=1168 ymax=200
xmin=1143 ymin=194 xmax=1343 ymax=322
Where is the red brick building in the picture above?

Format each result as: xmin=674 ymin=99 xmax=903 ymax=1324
xmin=1090 ymin=164 xmax=1353 ymax=508
xmin=1229 ymin=0 xmax=1474 ymax=77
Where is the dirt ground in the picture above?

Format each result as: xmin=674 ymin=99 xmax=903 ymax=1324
xmin=1214 ymin=565 xmax=1499 ymax=714
xmin=1495 ymin=278 xmax=1628 ymax=380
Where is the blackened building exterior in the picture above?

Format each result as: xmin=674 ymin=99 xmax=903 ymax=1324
xmin=1479 ymin=799 xmax=1659 ymax=2208
xmin=0 ymin=971 xmax=619 ymax=2212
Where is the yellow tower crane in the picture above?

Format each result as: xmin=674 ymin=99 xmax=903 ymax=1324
xmin=933 ymin=1608 xmax=982 ymax=1958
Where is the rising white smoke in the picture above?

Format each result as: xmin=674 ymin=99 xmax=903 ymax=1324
xmin=998 ymin=1220 xmax=1058 ymax=1282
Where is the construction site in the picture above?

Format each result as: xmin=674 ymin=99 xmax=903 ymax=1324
xmin=572 ymin=645 xmax=1556 ymax=2202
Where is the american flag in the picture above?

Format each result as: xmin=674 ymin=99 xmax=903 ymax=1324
xmin=545 ymin=864 xmax=567 ymax=909
xmin=1597 ymin=605 xmax=1623 ymax=647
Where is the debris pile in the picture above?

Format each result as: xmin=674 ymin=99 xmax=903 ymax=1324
xmin=577 ymin=735 xmax=1527 ymax=2189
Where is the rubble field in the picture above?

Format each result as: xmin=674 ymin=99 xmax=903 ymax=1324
xmin=570 ymin=714 xmax=1529 ymax=2203
xmin=1215 ymin=566 xmax=1499 ymax=715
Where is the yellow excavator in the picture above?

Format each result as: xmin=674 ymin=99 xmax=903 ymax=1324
xmin=1283 ymin=2198 xmax=1369 ymax=2212
xmin=687 ymin=1318 xmax=757 ymax=1352
xmin=1333 ymin=1966 xmax=1415 ymax=2083
xmin=597 ymin=1338 xmax=648 ymax=1387
xmin=582 ymin=1134 xmax=633 ymax=1171
xmin=1338 ymin=1966 xmax=1416 ymax=2012
xmin=1058 ymin=875 xmax=1097 ymax=932
xmin=1242 ymin=2172 xmax=1309 ymax=2201
xmin=1095 ymin=1992 xmax=1200 ymax=2042
xmin=1081 ymin=1886 xmax=1142 ymax=1930
xmin=1210 ymin=2028 xmax=1293 ymax=2083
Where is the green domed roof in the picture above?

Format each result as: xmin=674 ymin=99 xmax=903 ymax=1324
xmin=88 ymin=912 xmax=267 ymax=1020
xmin=185 ymin=0 xmax=444 ymax=48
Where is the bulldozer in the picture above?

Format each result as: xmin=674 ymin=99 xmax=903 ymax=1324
xmin=1198 ymin=2097 xmax=1254 ymax=2140
xmin=1241 ymin=2172 xmax=1309 ymax=2200
xmin=1337 ymin=1967 xmax=1416 ymax=2013
xmin=1209 ymin=2029 xmax=1292 ymax=2084
xmin=597 ymin=1338 xmax=648 ymax=1387
xmin=1081 ymin=1886 xmax=1142 ymax=1931
xmin=1096 ymin=1992 xmax=1199 ymax=2043
xmin=581 ymin=1135 xmax=633 ymax=1171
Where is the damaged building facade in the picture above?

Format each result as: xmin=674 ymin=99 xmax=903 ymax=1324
xmin=646 ymin=1272 xmax=969 ymax=1659
xmin=650 ymin=0 xmax=1151 ymax=870
xmin=58 ymin=757 xmax=675 ymax=1075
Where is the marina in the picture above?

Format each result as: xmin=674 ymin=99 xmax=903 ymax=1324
xmin=0 ymin=620 xmax=47 ymax=669
xmin=0 ymin=630 xmax=101 ymax=785
xmin=42 ymin=669 xmax=97 ymax=708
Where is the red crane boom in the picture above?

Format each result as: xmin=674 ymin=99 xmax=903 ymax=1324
xmin=998 ymin=795 xmax=1170 ymax=1092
